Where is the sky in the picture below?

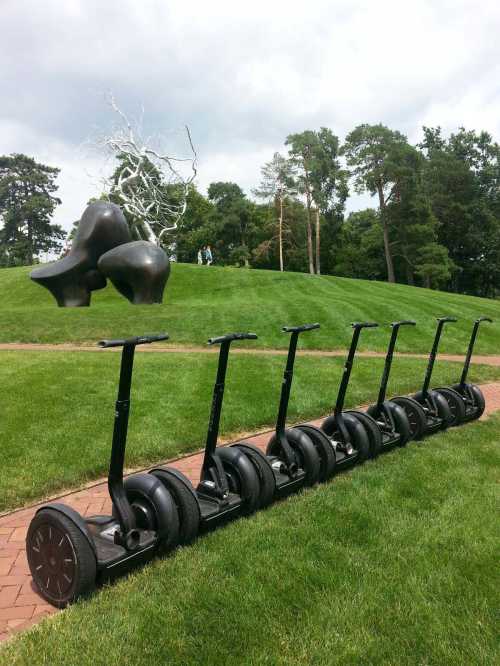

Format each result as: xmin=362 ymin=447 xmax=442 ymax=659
xmin=1 ymin=0 xmax=499 ymax=231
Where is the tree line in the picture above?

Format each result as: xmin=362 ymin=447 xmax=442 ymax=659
xmin=0 ymin=123 xmax=499 ymax=298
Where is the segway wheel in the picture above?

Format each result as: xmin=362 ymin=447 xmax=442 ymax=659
xmin=292 ymin=424 xmax=336 ymax=481
xmin=434 ymin=387 xmax=467 ymax=426
xmin=122 ymin=473 xmax=180 ymax=553
xmin=451 ymin=383 xmax=486 ymax=420
xmin=413 ymin=390 xmax=452 ymax=430
xmin=150 ymin=468 xmax=200 ymax=545
xmin=390 ymin=396 xmax=427 ymax=440
xmin=216 ymin=447 xmax=261 ymax=515
xmin=266 ymin=429 xmax=321 ymax=486
xmin=384 ymin=400 xmax=412 ymax=446
xmin=230 ymin=443 xmax=276 ymax=508
xmin=344 ymin=410 xmax=383 ymax=458
xmin=321 ymin=413 xmax=371 ymax=464
xmin=26 ymin=508 xmax=96 ymax=608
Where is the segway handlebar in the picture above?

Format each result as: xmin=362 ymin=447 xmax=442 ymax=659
xmin=391 ymin=320 xmax=416 ymax=327
xmin=98 ymin=333 xmax=169 ymax=348
xmin=476 ymin=316 xmax=493 ymax=324
xmin=283 ymin=323 xmax=320 ymax=333
xmin=351 ymin=321 xmax=378 ymax=329
xmin=436 ymin=316 xmax=457 ymax=323
xmin=208 ymin=332 xmax=258 ymax=345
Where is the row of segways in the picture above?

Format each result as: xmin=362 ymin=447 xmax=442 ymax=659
xmin=26 ymin=317 xmax=491 ymax=607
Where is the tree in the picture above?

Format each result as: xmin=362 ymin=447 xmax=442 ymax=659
xmin=0 ymin=154 xmax=64 ymax=266
xmin=253 ymin=153 xmax=296 ymax=271
xmin=333 ymin=209 xmax=385 ymax=280
xmin=285 ymin=131 xmax=317 ymax=274
xmin=342 ymin=124 xmax=414 ymax=282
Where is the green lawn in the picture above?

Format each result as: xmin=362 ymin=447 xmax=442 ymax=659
xmin=0 ymin=263 xmax=498 ymax=353
xmin=2 ymin=413 xmax=498 ymax=665
xmin=1 ymin=349 xmax=499 ymax=513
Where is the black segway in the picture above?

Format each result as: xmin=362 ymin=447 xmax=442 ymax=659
xmin=150 ymin=333 xmax=262 ymax=545
xmin=26 ymin=334 xmax=180 ymax=608
xmin=364 ymin=321 xmax=421 ymax=451
xmin=392 ymin=317 xmax=455 ymax=436
xmin=442 ymin=317 xmax=493 ymax=422
xmin=321 ymin=323 xmax=373 ymax=468
xmin=230 ymin=324 xmax=336 ymax=509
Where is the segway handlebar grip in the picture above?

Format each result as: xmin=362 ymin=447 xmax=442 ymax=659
xmin=351 ymin=321 xmax=378 ymax=329
xmin=98 ymin=333 xmax=169 ymax=348
xmin=436 ymin=316 xmax=457 ymax=323
xmin=391 ymin=320 xmax=416 ymax=327
xmin=282 ymin=323 xmax=320 ymax=333
xmin=476 ymin=316 xmax=493 ymax=324
xmin=207 ymin=332 xmax=258 ymax=345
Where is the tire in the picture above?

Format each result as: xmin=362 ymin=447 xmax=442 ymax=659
xmin=230 ymin=443 xmax=276 ymax=508
xmin=292 ymin=424 xmax=336 ymax=481
xmin=266 ymin=428 xmax=321 ymax=487
xmin=390 ymin=396 xmax=427 ymax=440
xmin=384 ymin=400 xmax=412 ymax=446
xmin=413 ymin=390 xmax=452 ymax=430
xmin=122 ymin=473 xmax=180 ymax=552
xmin=344 ymin=410 xmax=383 ymax=458
xmin=150 ymin=468 xmax=200 ymax=545
xmin=26 ymin=508 xmax=96 ymax=608
xmin=216 ymin=447 xmax=261 ymax=515
xmin=321 ymin=413 xmax=371 ymax=464
xmin=434 ymin=387 xmax=467 ymax=426
xmin=451 ymin=383 xmax=486 ymax=420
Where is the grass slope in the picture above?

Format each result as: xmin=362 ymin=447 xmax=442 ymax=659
xmin=2 ymin=414 xmax=498 ymax=665
xmin=0 ymin=264 xmax=498 ymax=353
xmin=1 ymin=349 xmax=499 ymax=512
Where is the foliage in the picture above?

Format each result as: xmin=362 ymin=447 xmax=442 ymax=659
xmin=0 ymin=154 xmax=64 ymax=266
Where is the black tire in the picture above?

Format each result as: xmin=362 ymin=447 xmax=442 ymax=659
xmin=451 ymin=383 xmax=486 ymax=421
xmin=150 ymin=468 xmax=200 ymax=545
xmin=216 ymin=447 xmax=261 ymax=515
xmin=434 ymin=387 xmax=467 ymax=426
xmin=390 ymin=396 xmax=427 ymax=440
xmin=292 ymin=424 xmax=336 ymax=481
xmin=27 ymin=508 xmax=96 ymax=608
xmin=266 ymin=428 xmax=321 ymax=486
xmin=230 ymin=443 xmax=276 ymax=508
xmin=413 ymin=390 xmax=452 ymax=430
xmin=344 ymin=410 xmax=383 ymax=458
xmin=384 ymin=400 xmax=412 ymax=446
xmin=321 ymin=413 xmax=371 ymax=464
xmin=122 ymin=473 xmax=180 ymax=552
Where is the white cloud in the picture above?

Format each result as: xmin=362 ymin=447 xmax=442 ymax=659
xmin=0 ymin=0 xmax=498 ymax=230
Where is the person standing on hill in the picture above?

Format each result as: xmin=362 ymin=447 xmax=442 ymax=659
xmin=205 ymin=245 xmax=213 ymax=266
xmin=197 ymin=248 xmax=203 ymax=265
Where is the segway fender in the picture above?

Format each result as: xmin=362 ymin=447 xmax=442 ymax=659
xmin=38 ymin=503 xmax=97 ymax=558
xmin=150 ymin=466 xmax=202 ymax=522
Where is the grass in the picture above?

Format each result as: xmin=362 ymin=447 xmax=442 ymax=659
xmin=2 ymin=412 xmax=498 ymax=665
xmin=0 ymin=263 xmax=499 ymax=353
xmin=1 ymin=349 xmax=500 ymax=513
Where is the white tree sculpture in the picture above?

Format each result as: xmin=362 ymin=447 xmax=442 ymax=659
xmin=101 ymin=95 xmax=197 ymax=245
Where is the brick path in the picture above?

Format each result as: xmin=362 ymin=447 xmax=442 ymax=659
xmin=1 ymin=382 xmax=499 ymax=644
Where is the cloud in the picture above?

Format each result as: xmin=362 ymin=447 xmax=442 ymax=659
xmin=0 ymin=0 xmax=498 ymax=229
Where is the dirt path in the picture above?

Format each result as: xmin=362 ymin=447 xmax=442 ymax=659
xmin=1 ymin=342 xmax=499 ymax=366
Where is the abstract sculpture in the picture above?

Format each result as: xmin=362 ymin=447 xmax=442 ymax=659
xmin=98 ymin=241 xmax=170 ymax=305
xmin=30 ymin=201 xmax=170 ymax=307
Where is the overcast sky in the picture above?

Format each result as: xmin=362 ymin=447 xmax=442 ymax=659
xmin=1 ymin=0 xmax=499 ymax=231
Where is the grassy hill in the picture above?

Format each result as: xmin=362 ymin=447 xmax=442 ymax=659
xmin=0 ymin=263 xmax=498 ymax=353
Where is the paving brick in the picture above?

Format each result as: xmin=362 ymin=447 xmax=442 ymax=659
xmin=0 ymin=559 xmax=13 ymax=576
xmin=0 ymin=575 xmax=29 ymax=587
xmin=8 ymin=528 xmax=27 ymax=543
xmin=0 ymin=605 xmax=35 ymax=621
xmin=15 ymin=592 xmax=45 ymax=607
xmin=0 ymin=586 xmax=21 ymax=609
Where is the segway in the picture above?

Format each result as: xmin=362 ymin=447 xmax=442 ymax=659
xmin=321 ymin=323 xmax=373 ymax=468
xmin=392 ymin=317 xmax=455 ymax=436
xmin=441 ymin=317 xmax=493 ymax=422
xmin=26 ymin=334 xmax=180 ymax=608
xmin=229 ymin=324 xmax=336 ymax=509
xmin=364 ymin=321 xmax=421 ymax=452
xmin=150 ymin=333 xmax=262 ymax=545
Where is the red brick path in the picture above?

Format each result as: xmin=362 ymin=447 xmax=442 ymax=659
xmin=1 ymin=383 xmax=499 ymax=643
